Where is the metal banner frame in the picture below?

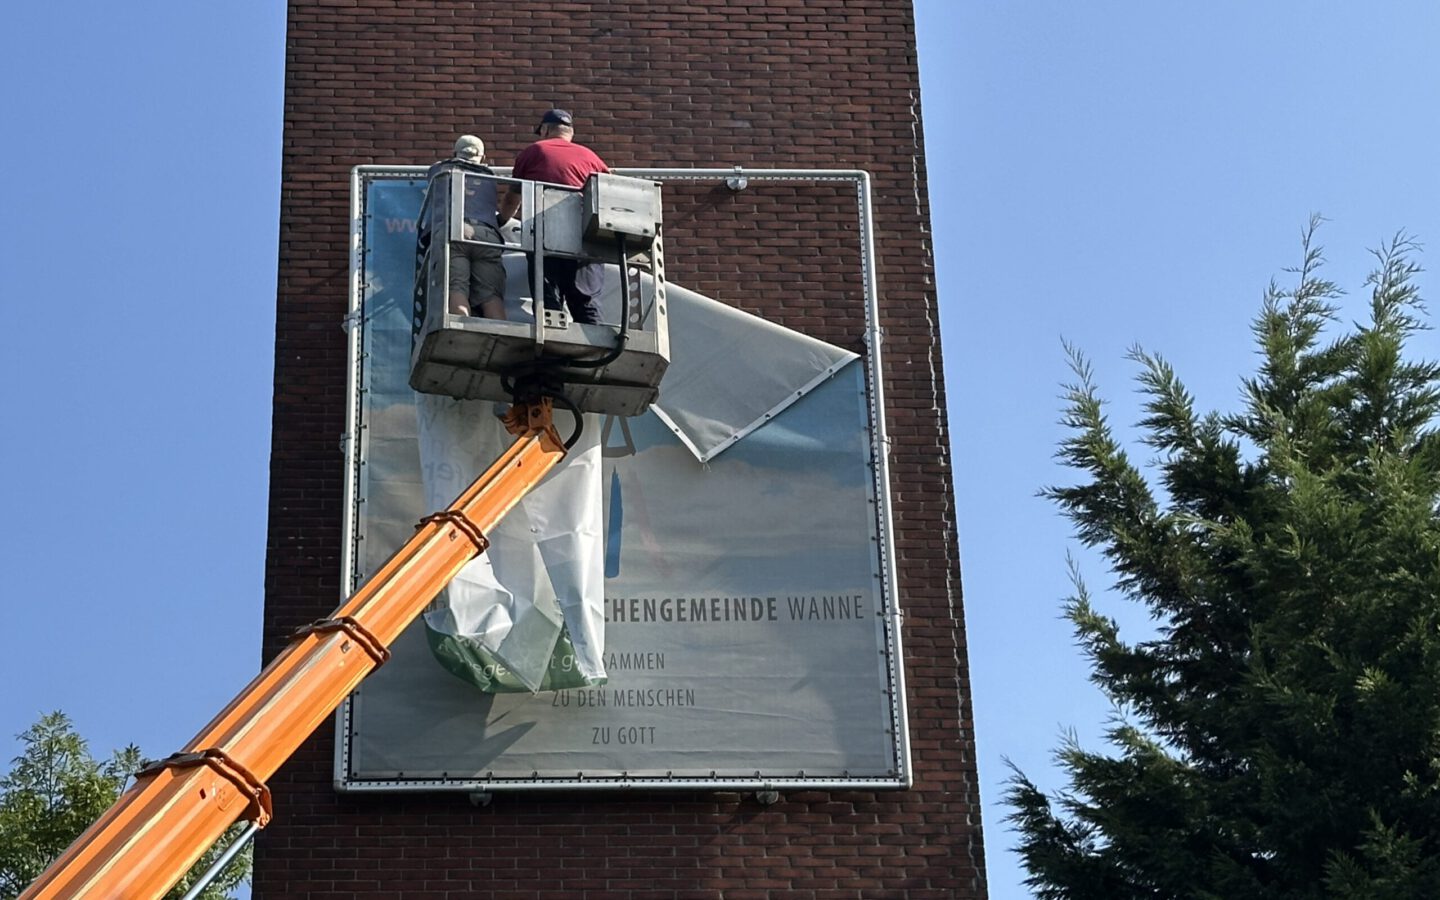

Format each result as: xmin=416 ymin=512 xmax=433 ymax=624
xmin=337 ymin=166 xmax=910 ymax=792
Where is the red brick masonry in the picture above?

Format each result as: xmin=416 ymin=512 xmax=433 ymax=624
xmin=261 ymin=1 xmax=984 ymax=896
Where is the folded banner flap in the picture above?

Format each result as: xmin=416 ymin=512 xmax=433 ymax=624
xmin=608 ymin=279 xmax=859 ymax=463
xmin=468 ymin=255 xmax=859 ymax=463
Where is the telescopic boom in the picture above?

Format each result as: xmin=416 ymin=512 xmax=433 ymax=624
xmin=21 ymin=401 xmax=567 ymax=900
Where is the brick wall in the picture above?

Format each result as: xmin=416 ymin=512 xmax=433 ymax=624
xmin=261 ymin=0 xmax=984 ymax=896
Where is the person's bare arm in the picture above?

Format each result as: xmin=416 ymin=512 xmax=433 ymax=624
xmin=498 ymin=187 xmax=521 ymax=223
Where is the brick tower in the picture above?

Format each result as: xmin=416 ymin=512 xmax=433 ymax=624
xmin=260 ymin=1 xmax=985 ymax=895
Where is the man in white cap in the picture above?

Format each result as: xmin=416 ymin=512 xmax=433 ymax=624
xmin=419 ymin=134 xmax=507 ymax=319
xmin=498 ymin=109 xmax=610 ymax=324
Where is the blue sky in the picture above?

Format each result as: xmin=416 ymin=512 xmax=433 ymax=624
xmin=2 ymin=3 xmax=1439 ymax=898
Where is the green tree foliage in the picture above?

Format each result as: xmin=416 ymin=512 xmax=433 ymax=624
xmin=0 ymin=712 xmax=251 ymax=899
xmin=1008 ymin=219 xmax=1440 ymax=898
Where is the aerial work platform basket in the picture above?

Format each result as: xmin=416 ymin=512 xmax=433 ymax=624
xmin=410 ymin=164 xmax=668 ymax=417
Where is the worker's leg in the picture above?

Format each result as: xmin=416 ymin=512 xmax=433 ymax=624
xmin=566 ymin=262 xmax=605 ymax=325
xmin=563 ymin=291 xmax=601 ymax=325
xmin=528 ymin=255 xmax=563 ymax=313
xmin=470 ymin=233 xmax=508 ymax=320
xmin=477 ymin=296 xmax=506 ymax=319
xmin=447 ymin=248 xmax=472 ymax=316
xmin=547 ymin=258 xmax=601 ymax=325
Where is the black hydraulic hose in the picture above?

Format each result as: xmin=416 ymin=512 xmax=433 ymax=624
xmin=547 ymin=390 xmax=585 ymax=450
xmin=497 ymin=369 xmax=583 ymax=450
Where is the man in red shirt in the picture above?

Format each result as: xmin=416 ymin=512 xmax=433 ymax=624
xmin=499 ymin=109 xmax=610 ymax=324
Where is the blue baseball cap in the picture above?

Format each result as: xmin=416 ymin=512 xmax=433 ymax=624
xmin=536 ymin=109 xmax=573 ymax=134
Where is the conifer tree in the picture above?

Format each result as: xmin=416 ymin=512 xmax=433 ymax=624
xmin=1008 ymin=218 xmax=1440 ymax=898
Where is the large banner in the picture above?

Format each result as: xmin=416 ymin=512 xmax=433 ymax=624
xmin=338 ymin=171 xmax=908 ymax=789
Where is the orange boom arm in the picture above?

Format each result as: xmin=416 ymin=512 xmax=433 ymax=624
xmin=22 ymin=401 xmax=567 ymax=900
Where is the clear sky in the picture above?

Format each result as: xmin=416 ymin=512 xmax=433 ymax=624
xmin=1 ymin=3 xmax=1439 ymax=899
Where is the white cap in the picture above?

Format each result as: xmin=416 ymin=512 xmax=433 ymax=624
xmin=453 ymin=134 xmax=485 ymax=162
